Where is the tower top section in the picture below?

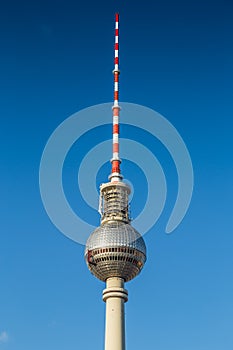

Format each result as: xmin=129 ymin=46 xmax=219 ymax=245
xmin=85 ymin=13 xmax=146 ymax=284
xmin=109 ymin=13 xmax=122 ymax=182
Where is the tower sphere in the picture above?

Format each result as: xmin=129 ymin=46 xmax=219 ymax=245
xmin=85 ymin=221 xmax=146 ymax=282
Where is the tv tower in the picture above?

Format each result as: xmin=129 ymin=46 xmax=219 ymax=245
xmin=85 ymin=13 xmax=147 ymax=350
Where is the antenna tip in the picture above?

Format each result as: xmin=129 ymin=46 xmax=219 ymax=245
xmin=115 ymin=13 xmax=119 ymax=21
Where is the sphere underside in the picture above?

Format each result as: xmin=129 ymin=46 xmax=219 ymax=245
xmin=85 ymin=221 xmax=146 ymax=282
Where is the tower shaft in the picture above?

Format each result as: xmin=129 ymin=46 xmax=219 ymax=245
xmin=103 ymin=278 xmax=128 ymax=350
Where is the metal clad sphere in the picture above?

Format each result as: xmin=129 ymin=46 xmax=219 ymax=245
xmin=85 ymin=221 xmax=146 ymax=282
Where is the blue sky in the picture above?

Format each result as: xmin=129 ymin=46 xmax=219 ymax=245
xmin=1 ymin=0 xmax=232 ymax=349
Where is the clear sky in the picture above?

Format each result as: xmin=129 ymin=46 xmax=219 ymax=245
xmin=1 ymin=0 xmax=232 ymax=349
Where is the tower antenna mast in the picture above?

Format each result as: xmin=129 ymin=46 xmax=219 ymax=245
xmin=110 ymin=13 xmax=122 ymax=182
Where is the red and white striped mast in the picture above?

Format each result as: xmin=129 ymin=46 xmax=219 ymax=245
xmin=110 ymin=13 xmax=122 ymax=182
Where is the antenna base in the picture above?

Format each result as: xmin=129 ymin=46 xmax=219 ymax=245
xmin=108 ymin=172 xmax=123 ymax=182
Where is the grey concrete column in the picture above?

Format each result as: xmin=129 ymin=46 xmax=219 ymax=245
xmin=103 ymin=277 xmax=128 ymax=350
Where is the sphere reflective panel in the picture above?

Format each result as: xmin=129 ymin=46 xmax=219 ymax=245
xmin=85 ymin=221 xmax=146 ymax=282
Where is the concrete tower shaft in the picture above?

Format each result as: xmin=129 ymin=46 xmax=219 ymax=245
xmin=103 ymin=278 xmax=128 ymax=350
